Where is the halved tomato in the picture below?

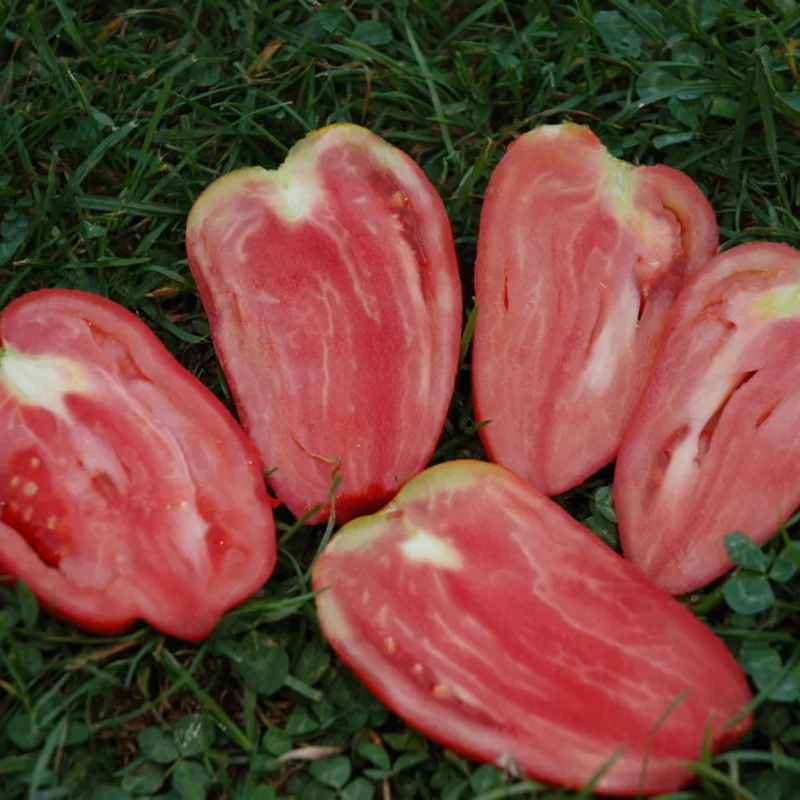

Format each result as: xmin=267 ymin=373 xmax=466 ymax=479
xmin=0 ymin=289 xmax=276 ymax=639
xmin=472 ymin=122 xmax=718 ymax=496
xmin=616 ymin=242 xmax=800 ymax=593
xmin=311 ymin=460 xmax=752 ymax=796
xmin=185 ymin=124 xmax=462 ymax=525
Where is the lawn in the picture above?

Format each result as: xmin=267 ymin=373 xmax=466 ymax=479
xmin=2 ymin=0 xmax=800 ymax=798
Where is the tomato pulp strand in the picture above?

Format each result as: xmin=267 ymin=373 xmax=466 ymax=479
xmin=186 ymin=124 xmax=462 ymax=525
xmin=0 ymin=289 xmax=277 ymax=639
xmin=473 ymin=122 xmax=719 ymax=495
xmin=312 ymin=460 xmax=752 ymax=796
xmin=616 ymin=242 xmax=800 ymax=593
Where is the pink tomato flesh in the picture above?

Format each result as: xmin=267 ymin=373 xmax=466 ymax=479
xmin=312 ymin=460 xmax=752 ymax=796
xmin=186 ymin=124 xmax=462 ymax=524
xmin=473 ymin=123 xmax=718 ymax=495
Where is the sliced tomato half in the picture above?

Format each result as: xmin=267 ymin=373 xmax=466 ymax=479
xmin=311 ymin=460 xmax=752 ymax=796
xmin=185 ymin=124 xmax=462 ymax=525
xmin=0 ymin=289 xmax=277 ymax=639
xmin=472 ymin=122 xmax=719 ymax=496
xmin=616 ymin=242 xmax=800 ymax=593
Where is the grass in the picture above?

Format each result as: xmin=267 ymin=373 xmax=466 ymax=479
xmin=1 ymin=0 xmax=800 ymax=797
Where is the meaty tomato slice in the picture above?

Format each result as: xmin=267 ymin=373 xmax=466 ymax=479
xmin=185 ymin=124 xmax=461 ymax=525
xmin=312 ymin=460 xmax=752 ymax=796
xmin=616 ymin=242 xmax=800 ymax=593
xmin=473 ymin=122 xmax=718 ymax=496
xmin=0 ymin=289 xmax=276 ymax=639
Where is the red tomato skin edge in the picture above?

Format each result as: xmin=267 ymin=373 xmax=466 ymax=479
xmin=311 ymin=460 xmax=753 ymax=796
xmin=615 ymin=241 xmax=800 ymax=594
xmin=472 ymin=122 xmax=718 ymax=496
xmin=316 ymin=627 xmax=750 ymax=797
xmin=185 ymin=123 xmax=462 ymax=526
xmin=0 ymin=289 xmax=277 ymax=640
xmin=0 ymin=570 xmax=129 ymax=638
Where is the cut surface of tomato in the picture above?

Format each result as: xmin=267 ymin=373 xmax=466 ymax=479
xmin=0 ymin=289 xmax=277 ymax=639
xmin=311 ymin=460 xmax=752 ymax=796
xmin=472 ymin=122 xmax=719 ymax=496
xmin=616 ymin=241 xmax=800 ymax=593
xmin=185 ymin=124 xmax=462 ymax=524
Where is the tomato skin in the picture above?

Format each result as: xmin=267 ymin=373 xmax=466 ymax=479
xmin=185 ymin=123 xmax=462 ymax=525
xmin=0 ymin=289 xmax=277 ymax=639
xmin=472 ymin=122 xmax=718 ymax=496
xmin=311 ymin=460 xmax=752 ymax=796
xmin=616 ymin=242 xmax=800 ymax=593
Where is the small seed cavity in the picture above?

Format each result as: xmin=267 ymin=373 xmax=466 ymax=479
xmin=413 ymin=663 xmax=424 ymax=675
xmin=30 ymin=457 xmax=41 ymax=469
xmin=22 ymin=507 xmax=34 ymax=523
xmin=390 ymin=190 xmax=411 ymax=208
xmin=46 ymin=516 xmax=57 ymax=530
xmin=433 ymin=684 xmax=451 ymax=699
xmin=9 ymin=475 xmax=20 ymax=488
xmin=383 ymin=636 xmax=396 ymax=655
xmin=22 ymin=482 xmax=39 ymax=497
